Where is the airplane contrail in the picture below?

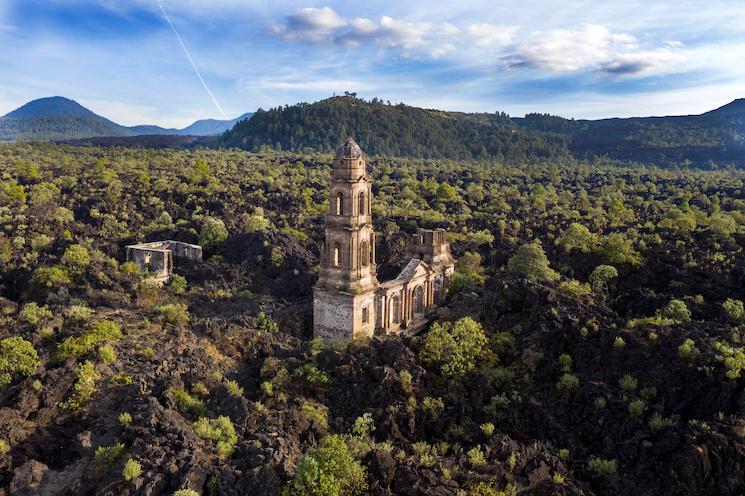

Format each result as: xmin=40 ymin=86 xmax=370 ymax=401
xmin=157 ymin=1 xmax=229 ymax=119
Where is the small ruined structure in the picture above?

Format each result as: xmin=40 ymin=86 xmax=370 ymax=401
xmin=313 ymin=139 xmax=455 ymax=342
xmin=125 ymin=240 xmax=202 ymax=284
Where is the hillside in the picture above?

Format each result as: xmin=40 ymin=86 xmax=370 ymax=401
xmin=0 ymin=97 xmax=253 ymax=141
xmin=0 ymin=143 xmax=744 ymax=495
xmin=222 ymin=96 xmax=745 ymax=167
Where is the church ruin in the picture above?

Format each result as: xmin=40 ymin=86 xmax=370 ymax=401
xmin=313 ymin=138 xmax=455 ymax=342
xmin=125 ymin=240 xmax=202 ymax=284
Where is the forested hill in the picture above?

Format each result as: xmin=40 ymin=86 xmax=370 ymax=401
xmin=221 ymin=96 xmax=745 ymax=167
xmin=221 ymin=96 xmax=572 ymax=162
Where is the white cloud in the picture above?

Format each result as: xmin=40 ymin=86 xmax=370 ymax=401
xmin=506 ymin=24 xmax=685 ymax=75
xmin=464 ymin=23 xmax=517 ymax=47
xmin=272 ymin=6 xmax=346 ymax=43
xmin=79 ymin=98 xmax=202 ymax=128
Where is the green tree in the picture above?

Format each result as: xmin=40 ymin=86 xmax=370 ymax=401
xmin=61 ymin=244 xmax=91 ymax=274
xmin=589 ymin=265 xmax=618 ymax=294
xmin=556 ymin=223 xmax=598 ymax=252
xmin=507 ymin=242 xmax=559 ymax=282
xmin=598 ymin=234 xmax=641 ymax=267
xmin=284 ymin=435 xmax=367 ymax=496
xmin=661 ymin=299 xmax=691 ymax=323
xmin=419 ymin=317 xmax=487 ymax=379
xmin=199 ymin=217 xmax=229 ymax=253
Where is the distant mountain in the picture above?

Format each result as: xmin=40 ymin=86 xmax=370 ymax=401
xmin=222 ymin=96 xmax=745 ymax=167
xmin=0 ymin=96 xmax=253 ymax=141
xmin=180 ymin=113 xmax=253 ymax=136
xmin=6 ymin=96 xmax=102 ymax=119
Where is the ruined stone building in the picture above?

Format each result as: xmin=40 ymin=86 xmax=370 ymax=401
xmin=125 ymin=240 xmax=202 ymax=284
xmin=313 ymin=139 xmax=455 ymax=342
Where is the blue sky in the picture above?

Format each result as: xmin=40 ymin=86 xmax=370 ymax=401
xmin=1 ymin=0 xmax=744 ymax=127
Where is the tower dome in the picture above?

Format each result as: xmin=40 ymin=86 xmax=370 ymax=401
xmin=336 ymin=138 xmax=363 ymax=159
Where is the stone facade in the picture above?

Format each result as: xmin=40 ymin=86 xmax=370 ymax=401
xmin=125 ymin=240 xmax=202 ymax=284
xmin=313 ymin=139 xmax=455 ymax=342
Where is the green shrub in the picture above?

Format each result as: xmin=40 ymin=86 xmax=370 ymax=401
xmin=587 ymin=456 xmax=616 ymax=475
xmin=628 ymin=399 xmax=646 ymax=417
xmin=300 ymin=401 xmax=329 ymax=429
xmin=172 ymin=388 xmax=207 ymax=415
xmin=618 ymin=374 xmax=637 ymax=392
xmin=122 ymin=458 xmax=142 ymax=481
xmin=55 ymin=320 xmax=123 ymax=362
xmin=419 ymin=317 xmax=487 ymax=379
xmin=556 ymin=373 xmax=579 ymax=391
xmin=678 ymin=338 xmax=700 ymax=360
xmin=293 ymin=363 xmax=330 ymax=385
xmin=32 ymin=266 xmax=71 ymax=288
xmin=173 ymin=491 xmax=200 ymax=496
xmin=422 ymin=396 xmax=444 ymax=415
xmin=0 ymin=337 xmax=39 ymax=388
xmin=648 ymin=413 xmax=674 ymax=431
xmin=169 ymin=274 xmax=187 ymax=295
xmin=557 ymin=279 xmax=591 ymax=298
xmin=283 ymin=435 xmax=367 ymax=496
xmin=193 ymin=416 xmax=237 ymax=458
xmin=19 ymin=302 xmax=53 ymax=326
xmin=98 ymin=345 xmax=116 ymax=364
xmin=352 ymin=412 xmax=375 ymax=438
xmin=61 ymin=361 xmax=100 ymax=410
xmin=613 ymin=336 xmax=626 ymax=350
xmin=257 ymin=311 xmax=279 ymax=333
xmin=507 ymin=242 xmax=559 ymax=282
xmin=225 ymin=380 xmax=244 ymax=397
xmin=65 ymin=305 xmax=94 ymax=325
xmin=61 ymin=244 xmax=91 ymax=273
xmin=94 ymin=443 xmax=126 ymax=473
xmin=661 ymin=299 xmax=691 ymax=323
xmin=466 ymin=482 xmax=517 ymax=496
xmin=466 ymin=445 xmax=487 ymax=467
xmin=723 ymin=299 xmax=745 ymax=324
xmin=480 ymin=422 xmax=495 ymax=436
xmin=118 ymin=412 xmax=132 ymax=425
xmin=713 ymin=341 xmax=745 ymax=379
xmin=153 ymin=303 xmax=190 ymax=325
xmin=558 ymin=353 xmax=572 ymax=372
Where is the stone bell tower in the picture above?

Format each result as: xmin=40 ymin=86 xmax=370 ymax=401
xmin=313 ymin=138 xmax=378 ymax=341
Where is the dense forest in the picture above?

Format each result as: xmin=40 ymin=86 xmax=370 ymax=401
xmin=0 ymin=142 xmax=743 ymax=495
xmin=222 ymin=96 xmax=570 ymax=163
xmin=222 ymin=96 xmax=745 ymax=168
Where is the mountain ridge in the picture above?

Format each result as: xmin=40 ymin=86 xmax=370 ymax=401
xmin=0 ymin=96 xmax=253 ymax=140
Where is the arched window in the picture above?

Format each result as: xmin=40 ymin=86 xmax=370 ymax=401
xmin=370 ymin=233 xmax=375 ymax=265
xmin=391 ymin=295 xmax=401 ymax=325
xmin=414 ymin=285 xmax=424 ymax=314
xmin=332 ymin=243 xmax=341 ymax=267
xmin=360 ymin=241 xmax=369 ymax=267
xmin=335 ymin=192 xmax=344 ymax=215
xmin=358 ymin=191 xmax=365 ymax=215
